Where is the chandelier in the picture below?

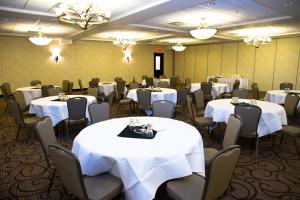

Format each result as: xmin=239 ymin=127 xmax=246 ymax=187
xmin=55 ymin=1 xmax=111 ymax=30
xmin=190 ymin=19 xmax=217 ymax=39
xmin=172 ymin=43 xmax=186 ymax=51
xmin=244 ymin=36 xmax=272 ymax=48
xmin=29 ymin=30 xmax=53 ymax=46
xmin=113 ymin=38 xmax=136 ymax=50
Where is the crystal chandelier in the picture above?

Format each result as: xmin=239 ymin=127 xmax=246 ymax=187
xmin=244 ymin=36 xmax=272 ymax=48
xmin=190 ymin=19 xmax=217 ymax=39
xmin=113 ymin=38 xmax=136 ymax=50
xmin=172 ymin=43 xmax=186 ymax=51
xmin=29 ymin=30 xmax=53 ymax=46
xmin=55 ymin=1 xmax=111 ymax=30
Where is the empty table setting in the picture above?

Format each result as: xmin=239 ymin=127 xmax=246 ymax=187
xmin=29 ymin=95 xmax=96 ymax=126
xmin=190 ymin=82 xmax=230 ymax=99
xmin=205 ymin=99 xmax=287 ymax=137
xmin=127 ymin=88 xmax=177 ymax=104
xmin=72 ymin=117 xmax=205 ymax=200
xmin=264 ymin=90 xmax=300 ymax=107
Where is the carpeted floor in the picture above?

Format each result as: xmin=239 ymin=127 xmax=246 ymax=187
xmin=0 ymin=96 xmax=300 ymax=200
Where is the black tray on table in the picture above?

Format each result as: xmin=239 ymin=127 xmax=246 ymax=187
xmin=118 ymin=125 xmax=157 ymax=139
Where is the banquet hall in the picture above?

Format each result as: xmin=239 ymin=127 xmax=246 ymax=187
xmin=0 ymin=0 xmax=300 ymax=199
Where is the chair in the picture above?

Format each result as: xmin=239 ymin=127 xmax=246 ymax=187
xmin=115 ymin=82 xmax=132 ymax=113
xmin=129 ymin=82 xmax=139 ymax=90
xmin=91 ymin=78 xmax=100 ymax=83
xmin=62 ymin=80 xmax=69 ymax=94
xmin=114 ymin=77 xmax=123 ymax=82
xmin=41 ymin=85 xmax=54 ymax=97
xmin=186 ymin=95 xmax=214 ymax=135
xmin=170 ymin=77 xmax=178 ymax=89
xmin=145 ymin=77 xmax=153 ymax=87
xmin=136 ymin=88 xmax=152 ymax=114
xmin=185 ymin=77 xmax=191 ymax=89
xmin=31 ymin=80 xmax=41 ymax=86
xmin=68 ymin=82 xmax=74 ymax=95
xmin=252 ymin=83 xmax=260 ymax=100
xmin=204 ymin=114 xmax=242 ymax=165
xmin=208 ymin=77 xmax=218 ymax=83
xmin=87 ymin=87 xmax=99 ymax=101
xmin=167 ymin=145 xmax=241 ymax=200
xmin=2 ymin=82 xmax=13 ymax=97
xmin=280 ymin=82 xmax=293 ymax=90
xmin=152 ymin=100 xmax=175 ymax=118
xmin=234 ymin=104 xmax=261 ymax=161
xmin=8 ymin=99 xmax=40 ymax=140
xmin=159 ymin=75 xmax=166 ymax=79
xmin=193 ymin=90 xmax=205 ymax=116
xmin=88 ymin=102 xmax=110 ymax=124
xmin=176 ymin=88 xmax=189 ymax=116
xmin=34 ymin=117 xmax=57 ymax=194
xmin=89 ymin=79 xmax=99 ymax=88
xmin=201 ymin=82 xmax=212 ymax=102
xmin=222 ymin=79 xmax=240 ymax=98
xmin=0 ymin=84 xmax=14 ymax=112
xmin=283 ymin=93 xmax=299 ymax=120
xmin=65 ymin=97 xmax=87 ymax=137
xmin=48 ymin=144 xmax=123 ymax=200
xmin=48 ymin=87 xmax=63 ymax=96
xmin=232 ymin=89 xmax=248 ymax=99
xmin=13 ymin=91 xmax=28 ymax=112
xmin=78 ymin=79 xmax=86 ymax=94
xmin=158 ymin=81 xmax=169 ymax=88
xmin=106 ymin=91 xmax=114 ymax=113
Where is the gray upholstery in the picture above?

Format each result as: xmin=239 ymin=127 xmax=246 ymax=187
xmin=1 ymin=84 xmax=14 ymax=112
xmin=114 ymin=77 xmax=123 ymax=82
xmin=280 ymin=82 xmax=293 ymax=90
xmin=232 ymin=89 xmax=248 ymax=99
xmin=116 ymin=80 xmax=126 ymax=99
xmin=201 ymin=82 xmax=212 ymax=101
xmin=232 ymin=79 xmax=240 ymax=90
xmin=167 ymin=145 xmax=241 ymax=200
xmin=129 ymin=82 xmax=139 ymax=89
xmin=88 ymin=102 xmax=110 ymax=124
xmin=137 ymin=88 xmax=151 ymax=110
xmin=13 ymin=91 xmax=28 ymax=112
xmin=68 ymin=82 xmax=74 ymax=95
xmin=106 ymin=92 xmax=114 ymax=111
xmin=3 ymin=82 xmax=12 ymax=96
xmin=48 ymin=87 xmax=63 ymax=96
xmin=251 ymin=83 xmax=260 ymax=100
xmin=193 ymin=90 xmax=205 ymax=116
xmin=48 ymin=144 xmax=123 ymax=200
xmin=145 ymin=77 xmax=153 ymax=87
xmin=41 ymin=85 xmax=54 ymax=97
xmin=170 ymin=77 xmax=178 ymax=89
xmin=87 ymin=87 xmax=99 ymax=100
xmin=283 ymin=93 xmax=299 ymax=118
xmin=152 ymin=100 xmax=175 ymax=118
xmin=89 ymin=78 xmax=99 ymax=88
xmin=279 ymin=125 xmax=300 ymax=158
xmin=31 ymin=80 xmax=41 ymax=86
xmin=62 ymin=80 xmax=69 ymax=93
xmin=158 ymin=81 xmax=169 ymax=88
xmin=176 ymin=88 xmax=189 ymax=116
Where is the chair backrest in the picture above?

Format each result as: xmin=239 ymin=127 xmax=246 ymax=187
xmin=13 ymin=91 xmax=27 ymax=111
xmin=0 ymin=85 xmax=9 ymax=101
xmin=158 ymin=81 xmax=169 ymax=88
xmin=232 ymin=89 xmax=248 ymax=99
xmin=186 ymin=95 xmax=195 ymax=123
xmin=62 ymin=80 xmax=69 ymax=93
xmin=185 ymin=77 xmax=191 ymax=86
xmin=159 ymin=75 xmax=166 ymax=79
xmin=170 ymin=77 xmax=178 ymax=89
xmin=129 ymin=82 xmax=139 ymax=89
xmin=136 ymin=89 xmax=151 ymax=110
xmin=68 ymin=82 xmax=74 ymax=95
xmin=116 ymin=80 xmax=126 ymax=98
xmin=222 ymin=114 xmax=242 ymax=149
xmin=201 ymin=82 xmax=212 ymax=96
xmin=177 ymin=88 xmax=189 ymax=106
xmin=234 ymin=104 xmax=261 ymax=135
xmin=114 ymin=77 xmax=123 ymax=82
xmin=49 ymin=87 xmax=63 ymax=96
xmin=88 ymin=102 xmax=110 ymax=124
xmin=193 ymin=90 xmax=205 ymax=111
xmin=87 ymin=87 xmax=99 ymax=100
xmin=41 ymin=85 xmax=54 ymax=97
xmin=232 ymin=79 xmax=240 ymax=90
xmin=89 ymin=79 xmax=99 ymax=88
xmin=48 ymin=144 xmax=88 ymax=200
xmin=67 ymin=97 xmax=87 ymax=120
xmin=31 ymin=80 xmax=41 ymax=86
xmin=91 ymin=78 xmax=100 ymax=83
xmin=146 ymin=77 xmax=153 ymax=87
xmin=106 ymin=91 xmax=114 ymax=109
xmin=280 ymin=82 xmax=293 ymax=90
xmin=284 ymin=93 xmax=299 ymax=117
xmin=8 ymin=99 xmax=24 ymax=125
xmin=152 ymin=100 xmax=175 ymax=118
xmin=34 ymin=117 xmax=57 ymax=167
xmin=208 ymin=77 xmax=218 ymax=83
xmin=78 ymin=79 xmax=84 ymax=92
xmin=251 ymin=83 xmax=260 ymax=100
xmin=3 ymin=82 xmax=12 ymax=96
xmin=203 ymin=145 xmax=241 ymax=200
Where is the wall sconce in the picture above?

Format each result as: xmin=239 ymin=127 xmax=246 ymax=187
xmin=51 ymin=47 xmax=61 ymax=63
xmin=124 ymin=49 xmax=131 ymax=62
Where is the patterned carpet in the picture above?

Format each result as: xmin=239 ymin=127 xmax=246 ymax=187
xmin=0 ymin=97 xmax=300 ymax=200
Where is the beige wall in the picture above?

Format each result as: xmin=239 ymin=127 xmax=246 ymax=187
xmin=0 ymin=36 xmax=173 ymax=91
xmin=174 ymin=36 xmax=300 ymax=91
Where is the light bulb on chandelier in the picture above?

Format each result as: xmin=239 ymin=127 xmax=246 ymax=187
xmin=244 ymin=35 xmax=272 ymax=48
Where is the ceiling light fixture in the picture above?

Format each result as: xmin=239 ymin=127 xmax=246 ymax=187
xmin=189 ymin=18 xmax=217 ymax=39
xmin=172 ymin=43 xmax=186 ymax=51
xmin=113 ymin=38 xmax=136 ymax=50
xmin=55 ymin=1 xmax=111 ymax=30
xmin=243 ymin=35 xmax=272 ymax=48
xmin=28 ymin=30 xmax=53 ymax=46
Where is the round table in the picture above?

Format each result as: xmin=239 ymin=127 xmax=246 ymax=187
xmin=264 ymin=90 xmax=300 ymax=107
xmin=98 ymin=82 xmax=127 ymax=96
xmin=153 ymin=78 xmax=170 ymax=87
xmin=29 ymin=95 xmax=96 ymax=126
xmin=16 ymin=86 xmax=42 ymax=105
xmin=204 ymin=99 xmax=287 ymax=137
xmin=72 ymin=117 xmax=204 ymax=200
xmin=127 ymin=88 xmax=177 ymax=104
xmin=190 ymin=83 xmax=230 ymax=99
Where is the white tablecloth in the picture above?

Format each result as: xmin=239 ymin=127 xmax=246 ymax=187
xmin=190 ymin=83 xmax=230 ymax=99
xmin=98 ymin=82 xmax=127 ymax=96
xmin=204 ymin=99 xmax=287 ymax=137
xmin=16 ymin=87 xmax=42 ymax=105
xmin=153 ymin=79 xmax=170 ymax=87
xmin=264 ymin=90 xmax=300 ymax=107
xmin=72 ymin=117 xmax=205 ymax=200
xmin=29 ymin=95 xmax=96 ymax=126
xmin=207 ymin=76 xmax=248 ymax=90
xmin=127 ymin=88 xmax=177 ymax=104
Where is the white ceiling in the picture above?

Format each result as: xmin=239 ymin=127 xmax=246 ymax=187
xmin=0 ymin=0 xmax=299 ymax=45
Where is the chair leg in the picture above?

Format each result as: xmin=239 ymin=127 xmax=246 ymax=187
xmin=294 ymin=137 xmax=300 ymax=159
xmin=15 ymin=124 xmax=21 ymax=141
xmin=47 ymin=169 xmax=56 ymax=195
xmin=255 ymin=137 xmax=259 ymax=163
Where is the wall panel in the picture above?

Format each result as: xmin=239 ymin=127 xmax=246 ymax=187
xmin=207 ymin=44 xmax=222 ymax=76
xmin=174 ymin=51 xmax=185 ymax=81
xmin=221 ymin=43 xmax=238 ymax=77
xmin=237 ymin=43 xmax=255 ymax=87
xmin=184 ymin=46 xmax=196 ymax=81
xmin=195 ymin=45 xmax=208 ymax=82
